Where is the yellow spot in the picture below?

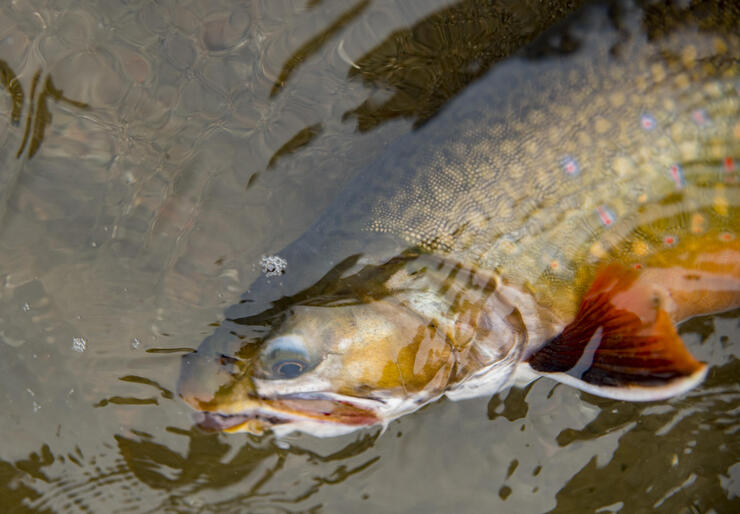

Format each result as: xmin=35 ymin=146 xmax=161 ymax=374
xmin=714 ymin=184 xmax=728 ymax=216
xmin=594 ymin=117 xmax=611 ymax=134
xmin=500 ymin=139 xmax=516 ymax=156
xmin=681 ymin=45 xmax=697 ymax=68
xmin=690 ymin=213 xmax=706 ymax=234
xmin=713 ymin=37 xmax=728 ymax=54
xmin=612 ymin=156 xmax=632 ymax=177
xmin=714 ymin=197 xmax=729 ymax=216
xmin=734 ymin=120 xmax=740 ymax=140
xmin=632 ymin=240 xmax=649 ymax=256
xmin=674 ymin=73 xmax=690 ymax=89
xmin=651 ymin=63 xmax=666 ymax=82
xmin=704 ymin=82 xmax=722 ymax=98
xmin=637 ymin=193 xmax=648 ymax=203
xmin=609 ymin=92 xmax=626 ymax=108
xmin=590 ymin=241 xmax=608 ymax=259
xmin=507 ymin=162 xmax=525 ymax=179
xmin=679 ymin=141 xmax=700 ymax=161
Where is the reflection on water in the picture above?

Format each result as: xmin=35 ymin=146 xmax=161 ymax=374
xmin=0 ymin=0 xmax=737 ymax=512
xmin=553 ymin=362 xmax=740 ymax=513
xmin=344 ymin=0 xmax=586 ymax=131
xmin=0 ymin=60 xmax=23 ymax=124
xmin=269 ymin=0 xmax=371 ymax=98
xmin=18 ymin=70 xmax=88 ymax=160
xmin=0 ymin=60 xmax=88 ymax=159
xmin=6 ymin=338 xmax=734 ymax=512
xmin=0 ymin=422 xmax=381 ymax=511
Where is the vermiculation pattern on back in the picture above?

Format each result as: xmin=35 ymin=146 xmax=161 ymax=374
xmin=363 ymin=2 xmax=740 ymax=316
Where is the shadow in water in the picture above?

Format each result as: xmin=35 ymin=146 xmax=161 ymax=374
xmin=269 ymin=0 xmax=371 ymax=98
xmin=262 ymin=0 xmax=586 ymax=178
xmin=0 ymin=420 xmax=380 ymax=512
xmin=343 ymin=0 xmax=586 ymax=131
xmin=551 ymin=357 xmax=740 ymax=513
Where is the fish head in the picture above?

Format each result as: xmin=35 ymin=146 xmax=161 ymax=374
xmin=178 ymin=254 xmax=530 ymax=437
xmin=178 ymin=295 xmax=465 ymax=437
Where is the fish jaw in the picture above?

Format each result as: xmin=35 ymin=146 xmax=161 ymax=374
xmin=178 ymin=353 xmax=388 ymax=437
xmin=184 ymin=393 xmax=396 ymax=437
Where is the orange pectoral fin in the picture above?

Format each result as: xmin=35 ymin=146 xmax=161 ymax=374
xmin=527 ymin=264 xmax=707 ymax=401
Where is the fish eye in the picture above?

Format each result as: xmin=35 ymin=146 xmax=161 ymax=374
xmin=273 ymin=359 xmax=307 ymax=379
xmin=261 ymin=335 xmax=313 ymax=380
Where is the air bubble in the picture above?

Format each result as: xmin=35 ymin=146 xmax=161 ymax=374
xmin=260 ymin=255 xmax=287 ymax=277
xmin=72 ymin=337 xmax=87 ymax=352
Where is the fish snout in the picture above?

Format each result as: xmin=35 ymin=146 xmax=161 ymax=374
xmin=177 ymin=349 xmax=244 ymax=409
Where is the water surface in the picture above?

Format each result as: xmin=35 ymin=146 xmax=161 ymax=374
xmin=0 ymin=1 xmax=737 ymax=512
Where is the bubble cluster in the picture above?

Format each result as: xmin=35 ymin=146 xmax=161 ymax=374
xmin=260 ymin=255 xmax=287 ymax=277
xmin=72 ymin=337 xmax=87 ymax=353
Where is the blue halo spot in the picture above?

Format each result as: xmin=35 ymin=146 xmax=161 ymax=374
xmin=640 ymin=113 xmax=657 ymax=131
xmin=560 ymin=156 xmax=580 ymax=176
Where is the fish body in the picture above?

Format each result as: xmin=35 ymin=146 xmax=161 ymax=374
xmin=178 ymin=1 xmax=740 ymax=437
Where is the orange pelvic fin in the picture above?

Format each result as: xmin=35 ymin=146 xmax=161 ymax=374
xmin=527 ymin=263 xmax=711 ymax=401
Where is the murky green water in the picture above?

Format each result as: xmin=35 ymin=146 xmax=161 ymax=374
xmin=0 ymin=1 xmax=737 ymax=512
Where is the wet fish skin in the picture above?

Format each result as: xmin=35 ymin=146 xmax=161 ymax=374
xmin=179 ymin=1 xmax=740 ymax=437
xmin=357 ymin=15 xmax=740 ymax=320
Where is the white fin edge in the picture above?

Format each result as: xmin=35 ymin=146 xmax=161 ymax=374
xmin=519 ymin=362 xmax=709 ymax=402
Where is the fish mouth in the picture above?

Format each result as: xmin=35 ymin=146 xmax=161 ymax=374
xmin=192 ymin=395 xmax=382 ymax=436
xmin=195 ymin=410 xmax=289 ymax=434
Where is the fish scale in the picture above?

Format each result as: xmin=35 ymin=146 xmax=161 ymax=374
xmin=361 ymin=30 xmax=740 ymax=318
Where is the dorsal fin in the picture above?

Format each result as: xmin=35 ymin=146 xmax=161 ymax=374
xmin=526 ymin=264 xmax=707 ymax=401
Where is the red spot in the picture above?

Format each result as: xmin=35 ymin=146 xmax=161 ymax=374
xmin=669 ymin=164 xmax=684 ymax=189
xmin=691 ymin=109 xmax=708 ymax=125
xmin=596 ymin=206 xmax=616 ymax=227
xmin=724 ymin=157 xmax=735 ymax=172
xmin=561 ymin=156 xmax=580 ymax=176
xmin=719 ymin=232 xmax=735 ymax=242
xmin=633 ymin=263 xmax=643 ymax=270
xmin=663 ymin=235 xmax=676 ymax=246
xmin=640 ymin=114 xmax=656 ymax=130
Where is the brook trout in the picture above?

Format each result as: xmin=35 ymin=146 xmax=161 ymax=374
xmin=178 ymin=1 xmax=740 ymax=437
